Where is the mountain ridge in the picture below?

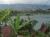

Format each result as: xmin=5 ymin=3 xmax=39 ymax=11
xmin=0 ymin=4 xmax=50 ymax=10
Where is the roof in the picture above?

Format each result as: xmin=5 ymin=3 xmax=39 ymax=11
xmin=48 ymin=8 xmax=50 ymax=10
xmin=40 ymin=23 xmax=48 ymax=32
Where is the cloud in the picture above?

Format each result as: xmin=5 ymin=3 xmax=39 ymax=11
xmin=0 ymin=0 xmax=49 ymax=4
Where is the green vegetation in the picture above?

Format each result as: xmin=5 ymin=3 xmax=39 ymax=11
xmin=10 ymin=9 xmax=50 ymax=16
xmin=35 ymin=30 xmax=49 ymax=37
xmin=0 ymin=9 xmax=12 ymax=37
xmin=0 ymin=9 xmax=50 ymax=37
xmin=9 ymin=13 xmax=32 ymax=37
xmin=0 ymin=9 xmax=12 ymax=22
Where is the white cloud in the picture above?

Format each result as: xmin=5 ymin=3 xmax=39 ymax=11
xmin=1 ymin=0 xmax=14 ymax=4
xmin=0 ymin=0 xmax=49 ymax=4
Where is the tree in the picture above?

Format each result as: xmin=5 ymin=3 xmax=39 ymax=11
xmin=0 ymin=9 xmax=12 ymax=22
xmin=0 ymin=9 xmax=12 ymax=37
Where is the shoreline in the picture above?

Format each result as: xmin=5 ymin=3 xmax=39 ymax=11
xmin=20 ymin=14 xmax=50 ymax=16
xmin=11 ymin=14 xmax=50 ymax=17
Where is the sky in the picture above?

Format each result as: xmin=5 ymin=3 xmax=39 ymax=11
xmin=0 ymin=0 xmax=50 ymax=5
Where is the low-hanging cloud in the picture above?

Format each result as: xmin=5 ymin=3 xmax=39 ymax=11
xmin=0 ymin=0 xmax=49 ymax=4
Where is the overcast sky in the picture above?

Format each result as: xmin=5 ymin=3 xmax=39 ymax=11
xmin=0 ymin=0 xmax=50 ymax=5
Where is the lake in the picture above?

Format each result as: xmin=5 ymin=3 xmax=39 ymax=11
xmin=11 ymin=15 xmax=50 ymax=30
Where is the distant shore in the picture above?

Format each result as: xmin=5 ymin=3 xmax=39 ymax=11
xmin=20 ymin=14 xmax=50 ymax=16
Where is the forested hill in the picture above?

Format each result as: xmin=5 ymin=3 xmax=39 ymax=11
xmin=0 ymin=4 xmax=50 ymax=10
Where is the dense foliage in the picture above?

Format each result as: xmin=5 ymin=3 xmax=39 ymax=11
xmin=10 ymin=9 xmax=50 ymax=16
xmin=0 ymin=9 xmax=50 ymax=37
xmin=0 ymin=9 xmax=12 ymax=37
xmin=9 ymin=13 xmax=32 ymax=37
xmin=0 ymin=9 xmax=12 ymax=22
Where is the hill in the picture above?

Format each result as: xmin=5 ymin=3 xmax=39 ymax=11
xmin=0 ymin=4 xmax=50 ymax=10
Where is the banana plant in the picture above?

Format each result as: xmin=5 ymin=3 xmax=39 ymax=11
xmin=9 ymin=13 xmax=32 ymax=37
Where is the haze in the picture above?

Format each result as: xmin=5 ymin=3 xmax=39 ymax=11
xmin=0 ymin=0 xmax=50 ymax=5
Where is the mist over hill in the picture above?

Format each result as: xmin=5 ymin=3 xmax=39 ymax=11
xmin=0 ymin=4 xmax=50 ymax=10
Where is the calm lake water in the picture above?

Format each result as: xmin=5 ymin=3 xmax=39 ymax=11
xmin=11 ymin=15 xmax=50 ymax=30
